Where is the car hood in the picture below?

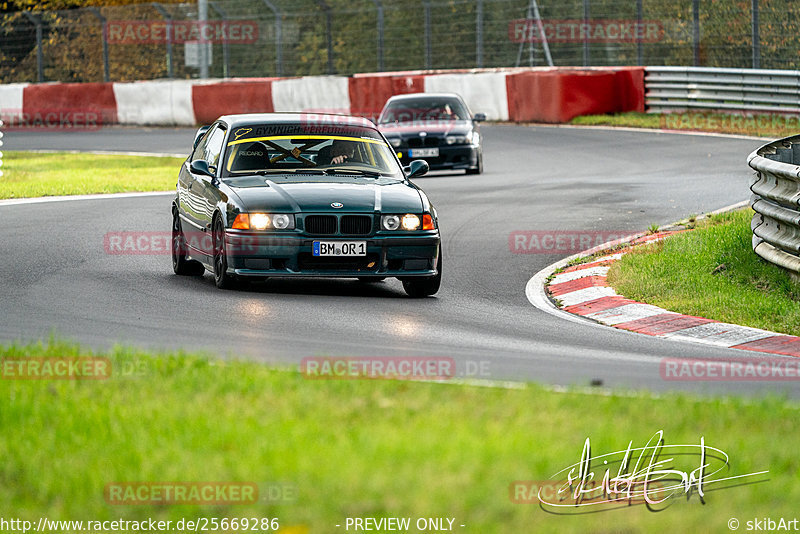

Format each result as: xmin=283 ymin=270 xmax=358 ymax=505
xmin=378 ymin=120 xmax=472 ymax=136
xmin=228 ymin=177 xmax=423 ymax=214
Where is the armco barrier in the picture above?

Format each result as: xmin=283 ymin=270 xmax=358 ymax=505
xmin=191 ymin=79 xmax=275 ymax=124
xmin=748 ymin=134 xmax=800 ymax=278
xmin=646 ymin=67 xmax=800 ymax=114
xmin=0 ymin=67 xmax=646 ymax=127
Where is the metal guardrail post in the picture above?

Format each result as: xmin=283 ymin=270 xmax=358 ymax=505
xmin=261 ymin=0 xmax=283 ymax=77
xmin=209 ymin=2 xmax=229 ymax=78
xmin=151 ymin=3 xmax=174 ymax=78
xmin=22 ymin=12 xmax=44 ymax=83
xmin=748 ymin=135 xmax=800 ymax=279
xmin=692 ymin=0 xmax=700 ymax=66
xmin=752 ymin=0 xmax=761 ymax=69
xmin=372 ymin=0 xmax=384 ymax=72
xmin=315 ymin=0 xmax=334 ymax=74
xmin=423 ymin=0 xmax=432 ymax=69
xmin=476 ymin=0 xmax=483 ymax=69
xmin=86 ymin=7 xmax=110 ymax=82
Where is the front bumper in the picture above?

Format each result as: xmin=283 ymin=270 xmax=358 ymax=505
xmin=224 ymin=232 xmax=440 ymax=278
xmin=396 ymin=145 xmax=479 ymax=171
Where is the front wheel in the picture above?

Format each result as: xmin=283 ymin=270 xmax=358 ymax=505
xmin=402 ymin=253 xmax=442 ymax=297
xmin=213 ymin=217 xmax=238 ymax=289
xmin=172 ymin=210 xmax=205 ymax=276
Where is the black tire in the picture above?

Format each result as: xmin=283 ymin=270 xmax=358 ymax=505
xmin=213 ymin=217 xmax=238 ymax=289
xmin=358 ymin=277 xmax=386 ymax=283
xmin=172 ymin=210 xmax=205 ymax=276
xmin=402 ymin=253 xmax=442 ymax=297
xmin=465 ymin=151 xmax=483 ymax=175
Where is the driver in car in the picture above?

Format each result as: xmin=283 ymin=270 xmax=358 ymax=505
xmin=330 ymin=140 xmax=360 ymax=164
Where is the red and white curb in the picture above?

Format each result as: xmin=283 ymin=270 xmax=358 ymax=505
xmin=527 ymin=231 xmax=800 ymax=358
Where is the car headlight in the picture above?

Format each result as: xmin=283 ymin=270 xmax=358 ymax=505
xmin=445 ymin=135 xmax=467 ymax=145
xmin=381 ymin=214 xmax=435 ymax=231
xmin=381 ymin=215 xmax=401 ymax=231
xmin=232 ymin=213 xmax=295 ymax=230
xmin=387 ymin=137 xmax=402 ymax=148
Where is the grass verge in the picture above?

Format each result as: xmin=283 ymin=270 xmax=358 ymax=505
xmin=608 ymin=209 xmax=800 ymax=336
xmin=1 ymin=339 xmax=797 ymax=532
xmin=571 ymin=111 xmax=800 ymax=138
xmin=0 ymin=151 xmax=183 ymax=199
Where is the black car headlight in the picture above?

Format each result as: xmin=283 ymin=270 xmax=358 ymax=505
xmin=381 ymin=214 xmax=435 ymax=231
xmin=232 ymin=213 xmax=295 ymax=230
xmin=445 ymin=135 xmax=467 ymax=145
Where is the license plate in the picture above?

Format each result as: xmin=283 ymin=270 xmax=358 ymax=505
xmin=313 ymin=241 xmax=367 ymax=257
xmin=409 ymin=148 xmax=439 ymax=158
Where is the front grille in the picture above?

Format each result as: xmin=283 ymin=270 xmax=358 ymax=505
xmin=298 ymin=253 xmax=380 ymax=272
xmin=305 ymin=215 xmax=337 ymax=235
xmin=408 ymin=136 xmax=441 ymax=148
xmin=341 ymin=215 xmax=372 ymax=236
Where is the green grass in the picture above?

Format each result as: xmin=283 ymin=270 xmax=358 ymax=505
xmin=0 ymin=151 xmax=183 ymax=199
xmin=608 ymin=209 xmax=800 ymax=336
xmin=571 ymin=111 xmax=800 ymax=138
xmin=1 ymin=339 xmax=798 ymax=533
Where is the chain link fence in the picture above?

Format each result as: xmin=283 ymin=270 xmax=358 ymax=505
xmin=0 ymin=0 xmax=797 ymax=84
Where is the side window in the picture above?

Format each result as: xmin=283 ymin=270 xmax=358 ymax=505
xmin=203 ymin=127 xmax=226 ymax=171
xmin=191 ymin=126 xmax=214 ymax=161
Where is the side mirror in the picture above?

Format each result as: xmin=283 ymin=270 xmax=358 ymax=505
xmin=473 ymin=113 xmax=486 ymax=122
xmin=405 ymin=159 xmax=429 ymax=179
xmin=193 ymin=125 xmax=211 ymax=149
xmin=190 ymin=159 xmax=214 ymax=178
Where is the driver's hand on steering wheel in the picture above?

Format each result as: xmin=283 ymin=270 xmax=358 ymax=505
xmin=331 ymin=155 xmax=348 ymax=164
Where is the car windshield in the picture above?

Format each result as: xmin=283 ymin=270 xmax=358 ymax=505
xmin=378 ymin=98 xmax=469 ymax=124
xmin=222 ymin=123 xmax=402 ymax=179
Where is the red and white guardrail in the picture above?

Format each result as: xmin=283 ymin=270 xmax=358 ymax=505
xmin=0 ymin=67 xmax=644 ymax=128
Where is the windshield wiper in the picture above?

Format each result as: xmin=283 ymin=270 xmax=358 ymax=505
xmin=323 ymin=168 xmax=382 ymax=178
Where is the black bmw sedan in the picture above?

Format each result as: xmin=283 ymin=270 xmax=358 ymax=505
xmin=377 ymin=93 xmax=485 ymax=175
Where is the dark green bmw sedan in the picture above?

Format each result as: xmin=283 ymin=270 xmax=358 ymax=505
xmin=171 ymin=113 xmax=441 ymax=297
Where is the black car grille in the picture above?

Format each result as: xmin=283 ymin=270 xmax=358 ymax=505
xmin=298 ymin=253 xmax=380 ymax=272
xmin=340 ymin=215 xmax=372 ymax=236
xmin=304 ymin=215 xmax=337 ymax=235
xmin=407 ymin=136 xmax=440 ymax=148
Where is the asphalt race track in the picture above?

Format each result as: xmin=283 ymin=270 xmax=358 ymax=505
xmin=3 ymin=124 xmax=785 ymax=396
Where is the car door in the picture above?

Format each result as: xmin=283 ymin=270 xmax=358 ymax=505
xmin=192 ymin=124 xmax=227 ymax=256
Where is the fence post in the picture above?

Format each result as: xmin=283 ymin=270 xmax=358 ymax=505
xmin=582 ymin=0 xmax=589 ymax=66
xmin=86 ymin=7 xmax=110 ymax=82
xmin=752 ymin=0 xmax=760 ymax=69
xmin=372 ymin=0 xmax=384 ymax=72
xmin=636 ymin=0 xmax=643 ymax=66
xmin=22 ymin=12 xmax=44 ymax=83
xmin=692 ymin=0 xmax=700 ymax=66
xmin=476 ymin=0 xmax=483 ymax=68
xmin=208 ymin=2 xmax=229 ymax=78
xmin=423 ymin=0 xmax=432 ymax=69
xmin=315 ymin=0 xmax=334 ymax=74
xmin=261 ymin=0 xmax=283 ymax=76
xmin=151 ymin=3 xmax=174 ymax=78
